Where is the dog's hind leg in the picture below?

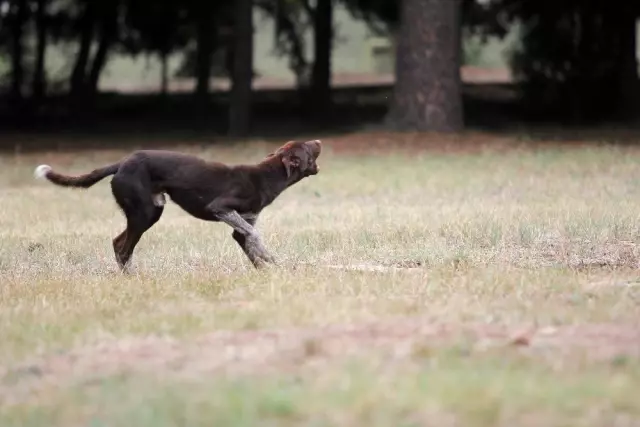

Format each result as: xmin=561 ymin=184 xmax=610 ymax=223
xmin=112 ymin=230 xmax=128 ymax=268
xmin=111 ymin=176 xmax=164 ymax=272
xmin=117 ymin=206 xmax=163 ymax=271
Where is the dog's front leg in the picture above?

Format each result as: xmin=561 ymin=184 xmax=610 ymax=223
xmin=207 ymin=203 xmax=276 ymax=267
xmin=231 ymin=217 xmax=278 ymax=268
xmin=222 ymin=212 xmax=277 ymax=267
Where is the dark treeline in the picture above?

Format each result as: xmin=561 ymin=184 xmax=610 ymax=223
xmin=0 ymin=0 xmax=638 ymax=136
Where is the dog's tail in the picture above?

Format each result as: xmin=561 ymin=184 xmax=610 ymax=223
xmin=34 ymin=162 xmax=120 ymax=188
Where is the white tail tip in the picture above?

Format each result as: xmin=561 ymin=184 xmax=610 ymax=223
xmin=34 ymin=164 xmax=52 ymax=179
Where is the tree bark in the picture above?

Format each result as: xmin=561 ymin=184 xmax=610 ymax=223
xmin=86 ymin=2 xmax=119 ymax=96
xmin=32 ymin=0 xmax=48 ymax=100
xmin=386 ymin=0 xmax=464 ymax=132
xmin=310 ymin=0 xmax=333 ymax=110
xmin=229 ymin=0 xmax=253 ymax=136
xmin=195 ymin=1 xmax=215 ymax=101
xmin=70 ymin=0 xmax=97 ymax=98
xmin=10 ymin=0 xmax=28 ymax=101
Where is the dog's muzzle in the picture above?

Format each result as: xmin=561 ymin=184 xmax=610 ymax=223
xmin=305 ymin=140 xmax=321 ymax=176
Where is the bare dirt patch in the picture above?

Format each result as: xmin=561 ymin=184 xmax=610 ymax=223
xmin=3 ymin=317 xmax=639 ymax=406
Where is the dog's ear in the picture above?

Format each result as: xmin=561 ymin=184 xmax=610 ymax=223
xmin=266 ymin=141 xmax=296 ymax=159
xmin=281 ymin=154 xmax=300 ymax=178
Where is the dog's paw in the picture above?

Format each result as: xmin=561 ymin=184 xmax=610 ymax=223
xmin=261 ymin=252 xmax=278 ymax=265
xmin=257 ymin=250 xmax=280 ymax=267
xmin=254 ymin=257 xmax=279 ymax=270
xmin=245 ymin=234 xmax=279 ymax=267
xmin=34 ymin=164 xmax=52 ymax=179
xmin=119 ymin=263 xmax=136 ymax=275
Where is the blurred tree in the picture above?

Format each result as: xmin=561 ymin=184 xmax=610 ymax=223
xmin=310 ymin=0 xmax=333 ymax=110
xmin=5 ymin=0 xmax=637 ymax=127
xmin=32 ymin=0 xmax=49 ymax=100
xmin=69 ymin=0 xmax=96 ymax=99
xmin=259 ymin=0 xmax=334 ymax=110
xmin=483 ymin=0 xmax=640 ymax=121
xmin=174 ymin=0 xmax=237 ymax=101
xmin=67 ymin=0 xmax=122 ymax=101
xmin=229 ymin=0 xmax=253 ymax=136
xmin=123 ymin=0 xmax=189 ymax=95
xmin=193 ymin=0 xmax=216 ymax=101
xmin=616 ymin=4 xmax=640 ymax=117
xmin=346 ymin=0 xmax=639 ymax=122
xmin=342 ymin=0 xmax=397 ymax=37
xmin=8 ymin=0 xmax=29 ymax=101
xmin=86 ymin=0 xmax=120 ymax=96
xmin=386 ymin=0 xmax=464 ymax=132
xmin=257 ymin=0 xmax=310 ymax=88
xmin=23 ymin=0 xmax=76 ymax=100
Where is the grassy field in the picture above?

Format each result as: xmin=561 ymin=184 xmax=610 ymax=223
xmin=1 ymin=132 xmax=640 ymax=426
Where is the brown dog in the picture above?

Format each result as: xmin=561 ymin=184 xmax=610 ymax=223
xmin=34 ymin=140 xmax=322 ymax=271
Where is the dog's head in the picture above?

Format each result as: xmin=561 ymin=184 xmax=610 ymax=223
xmin=268 ymin=139 xmax=322 ymax=179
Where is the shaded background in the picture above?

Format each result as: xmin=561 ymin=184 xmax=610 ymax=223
xmin=0 ymin=0 xmax=638 ymax=148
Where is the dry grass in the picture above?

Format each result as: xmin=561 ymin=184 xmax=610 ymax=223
xmin=1 ymin=132 xmax=640 ymax=426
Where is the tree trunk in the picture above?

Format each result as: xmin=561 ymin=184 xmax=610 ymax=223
xmin=10 ymin=0 xmax=28 ymax=101
xmin=228 ymin=0 xmax=254 ymax=136
xmin=32 ymin=0 xmax=48 ymax=100
xmin=386 ymin=0 xmax=464 ymax=132
xmin=310 ymin=0 xmax=333 ymax=110
xmin=195 ymin=2 xmax=215 ymax=101
xmin=86 ymin=2 xmax=119 ymax=96
xmin=70 ymin=1 xmax=96 ymax=98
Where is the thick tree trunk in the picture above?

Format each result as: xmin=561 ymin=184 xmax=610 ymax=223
xmin=87 ymin=2 xmax=119 ymax=96
xmin=386 ymin=0 xmax=464 ymax=132
xmin=70 ymin=1 xmax=96 ymax=98
xmin=10 ymin=0 xmax=28 ymax=101
xmin=310 ymin=0 xmax=333 ymax=110
xmin=32 ymin=0 xmax=48 ymax=100
xmin=229 ymin=0 xmax=253 ymax=136
xmin=195 ymin=2 xmax=215 ymax=101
